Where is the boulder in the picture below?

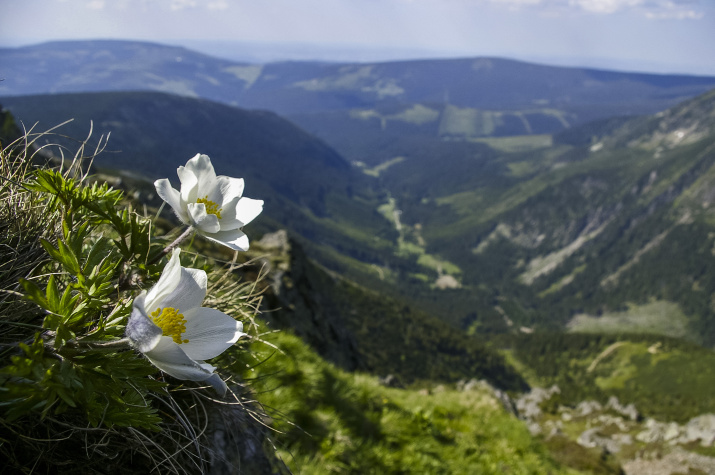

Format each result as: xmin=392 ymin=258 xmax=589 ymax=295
xmin=576 ymin=400 xmax=603 ymax=417
xmin=678 ymin=414 xmax=715 ymax=447
xmin=515 ymin=385 xmax=560 ymax=420
xmin=606 ymin=396 xmax=639 ymax=421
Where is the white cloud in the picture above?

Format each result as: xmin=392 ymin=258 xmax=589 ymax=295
xmin=569 ymin=0 xmax=644 ymax=14
xmin=169 ymin=0 xmax=197 ymax=10
xmin=86 ymin=0 xmax=105 ymax=9
xmin=487 ymin=0 xmax=543 ymax=4
xmin=644 ymin=1 xmax=704 ymax=20
xmin=207 ymin=0 xmax=229 ymax=10
xmin=646 ymin=9 xmax=703 ymax=19
xmin=477 ymin=0 xmax=705 ymax=18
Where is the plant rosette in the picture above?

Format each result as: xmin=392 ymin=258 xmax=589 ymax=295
xmin=155 ymin=153 xmax=264 ymax=251
xmin=126 ymin=248 xmax=245 ymax=394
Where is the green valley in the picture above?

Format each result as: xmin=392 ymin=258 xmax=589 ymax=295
xmin=3 ymin=40 xmax=715 ymax=474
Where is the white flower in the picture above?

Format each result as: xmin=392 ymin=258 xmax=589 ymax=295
xmin=155 ymin=153 xmax=263 ymax=251
xmin=126 ymin=249 xmax=245 ymax=395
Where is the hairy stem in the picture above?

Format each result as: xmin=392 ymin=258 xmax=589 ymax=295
xmin=148 ymin=226 xmax=195 ymax=265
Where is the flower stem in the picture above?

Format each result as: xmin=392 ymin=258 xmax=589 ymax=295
xmin=75 ymin=337 xmax=132 ymax=349
xmin=59 ymin=337 xmax=132 ymax=352
xmin=148 ymin=226 xmax=195 ymax=265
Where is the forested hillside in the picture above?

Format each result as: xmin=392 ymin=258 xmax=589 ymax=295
xmin=5 ymin=88 xmax=715 ymax=347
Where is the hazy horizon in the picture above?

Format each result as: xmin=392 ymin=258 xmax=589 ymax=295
xmin=2 ymin=37 xmax=714 ymax=79
xmin=1 ymin=0 xmax=714 ymax=76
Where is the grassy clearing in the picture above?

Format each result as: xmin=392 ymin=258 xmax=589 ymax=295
xmin=378 ymin=197 xmax=462 ymax=278
xmin=438 ymin=105 xmax=495 ymax=137
xmin=538 ymin=264 xmax=587 ymax=297
xmin=363 ymin=156 xmax=406 ymax=177
xmin=387 ymin=104 xmax=440 ymax=125
xmin=221 ymin=64 xmax=263 ymax=88
xmin=473 ymin=135 xmax=553 ymax=154
xmin=520 ymin=221 xmax=610 ymax=285
xmin=566 ymin=300 xmax=691 ymax=340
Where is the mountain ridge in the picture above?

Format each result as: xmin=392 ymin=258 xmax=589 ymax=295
xmin=3 ymin=40 xmax=715 ymax=125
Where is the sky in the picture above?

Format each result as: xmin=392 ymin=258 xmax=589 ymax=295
xmin=1 ymin=0 xmax=714 ymax=75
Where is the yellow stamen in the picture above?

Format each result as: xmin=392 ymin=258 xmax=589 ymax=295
xmin=151 ymin=307 xmax=189 ymax=344
xmin=196 ymin=195 xmax=222 ymax=219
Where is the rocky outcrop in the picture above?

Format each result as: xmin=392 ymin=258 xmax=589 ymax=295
xmin=515 ymin=385 xmax=560 ymax=420
xmin=635 ymin=418 xmax=681 ymax=444
xmin=578 ymin=428 xmax=633 ymax=454
xmin=623 ymin=448 xmax=715 ymax=475
xmin=208 ymin=398 xmax=288 ymax=475
xmin=680 ymin=414 xmax=715 ymax=447
xmin=606 ymin=396 xmax=639 ymax=421
xmin=514 ymin=386 xmax=715 ymax=474
xmin=458 ymin=378 xmax=518 ymax=417
xmin=632 ymin=414 xmax=715 ymax=447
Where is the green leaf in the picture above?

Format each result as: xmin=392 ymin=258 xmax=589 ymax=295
xmin=19 ymin=278 xmax=49 ymax=310
xmin=56 ymin=239 xmax=81 ymax=275
xmin=84 ymin=237 xmax=119 ymax=275
xmin=46 ymin=275 xmax=60 ymax=310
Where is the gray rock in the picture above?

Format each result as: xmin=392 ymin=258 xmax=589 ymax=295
xmin=578 ymin=428 xmax=628 ymax=453
xmin=679 ymin=414 xmax=715 ymax=447
xmin=606 ymin=396 xmax=639 ymax=421
xmin=515 ymin=385 xmax=560 ymax=420
xmin=596 ymin=414 xmax=629 ymax=432
xmin=635 ymin=418 xmax=682 ymax=444
xmin=257 ymin=229 xmax=290 ymax=252
xmin=623 ymin=447 xmax=715 ymax=475
xmin=576 ymin=400 xmax=603 ymax=417
xmin=459 ymin=379 xmax=518 ymax=417
xmin=527 ymin=421 xmax=542 ymax=436
xmin=379 ymin=374 xmax=404 ymax=388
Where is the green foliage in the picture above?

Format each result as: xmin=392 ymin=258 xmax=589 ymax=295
xmin=237 ymin=330 xmax=575 ymax=474
xmin=0 ymin=132 xmax=270 ymax=473
xmin=1 ymin=163 xmax=167 ymax=429
xmin=0 ymin=336 xmax=164 ymax=429
xmin=499 ymin=333 xmax=715 ymax=423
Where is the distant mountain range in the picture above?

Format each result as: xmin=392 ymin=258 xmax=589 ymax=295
xmin=3 ymin=40 xmax=715 ymax=349
xmin=2 ymin=40 xmax=715 ymax=128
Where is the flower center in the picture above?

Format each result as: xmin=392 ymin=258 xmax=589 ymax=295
xmin=151 ymin=307 xmax=189 ymax=344
xmin=196 ymin=195 xmax=222 ymax=219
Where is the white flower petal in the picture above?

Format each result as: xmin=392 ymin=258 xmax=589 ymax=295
xmin=126 ymin=293 xmax=163 ymax=353
xmin=184 ymin=154 xmax=218 ymax=198
xmin=180 ymin=307 xmax=245 ymax=361
xmin=215 ymin=197 xmax=242 ymax=230
xmin=186 ymin=202 xmax=221 ymax=233
xmin=144 ymin=336 xmax=219 ymax=382
xmin=204 ymin=373 xmax=228 ymax=395
xmin=234 ymin=198 xmax=264 ymax=226
xmin=199 ymin=361 xmax=217 ymax=373
xmin=155 ymin=154 xmax=261 ymax=252
xmin=145 ymin=249 xmax=182 ymax=311
xmin=202 ymin=228 xmax=250 ymax=251
xmin=216 ymin=176 xmax=245 ymax=205
xmin=161 ymin=266 xmax=207 ymax=314
xmin=154 ymin=179 xmax=189 ymax=223
xmin=177 ymin=166 xmax=199 ymax=205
